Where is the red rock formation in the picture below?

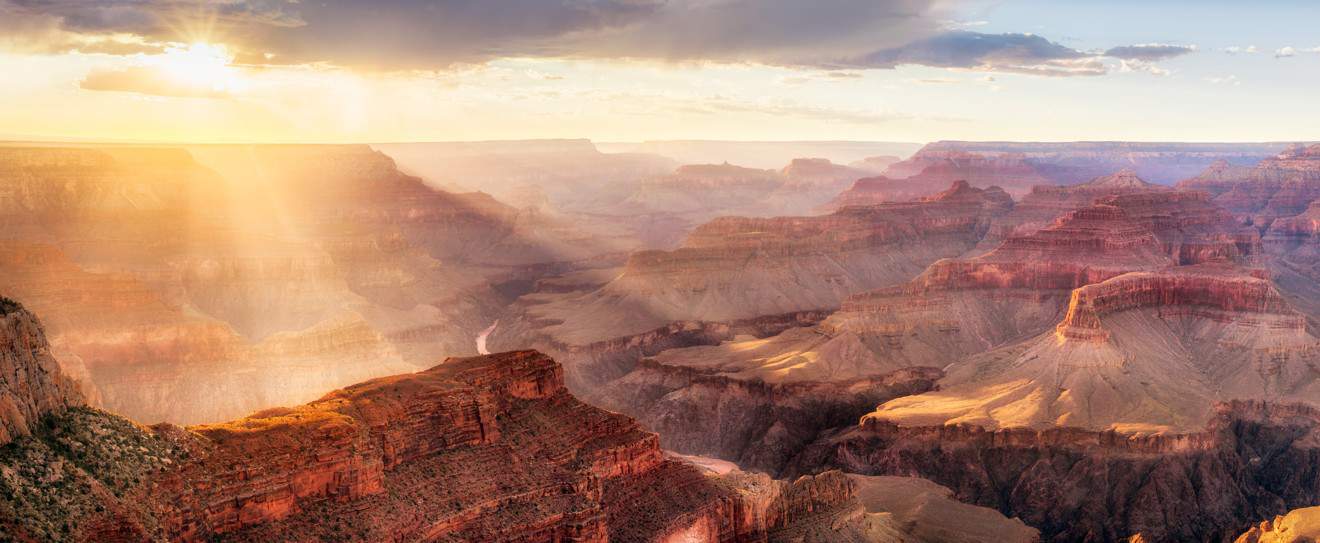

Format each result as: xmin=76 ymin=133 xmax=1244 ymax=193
xmin=791 ymin=400 xmax=1320 ymax=542
xmin=1 ymin=346 xmax=889 ymax=543
xmin=1266 ymin=200 xmax=1320 ymax=250
xmin=1178 ymin=144 xmax=1320 ymax=221
xmin=871 ymin=263 xmax=1320 ymax=433
xmin=1056 ymin=264 xmax=1298 ymax=341
xmin=1099 ymin=190 xmax=1262 ymax=265
xmin=0 ymin=300 xmax=84 ymax=444
xmin=981 ymin=169 xmax=1171 ymax=244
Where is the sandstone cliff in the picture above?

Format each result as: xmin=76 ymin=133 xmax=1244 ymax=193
xmin=0 ymin=345 xmax=1013 ymax=542
xmin=0 ymin=299 xmax=83 ymax=445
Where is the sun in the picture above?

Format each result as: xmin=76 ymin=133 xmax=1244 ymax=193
xmin=157 ymin=42 xmax=240 ymax=93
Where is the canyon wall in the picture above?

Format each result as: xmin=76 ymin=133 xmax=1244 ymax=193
xmin=0 ymin=299 xmax=83 ymax=445
xmin=788 ymin=400 xmax=1320 ymax=543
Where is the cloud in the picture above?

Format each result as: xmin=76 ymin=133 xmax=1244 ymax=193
xmin=1103 ymin=43 xmax=1195 ymax=61
xmin=1205 ymin=75 xmax=1240 ymax=86
xmin=1115 ymin=60 xmax=1166 ymax=76
xmin=1223 ymin=45 xmax=1258 ymax=54
xmin=1274 ymin=46 xmax=1320 ymax=58
xmin=3 ymin=0 xmax=1194 ymax=78
xmin=858 ymin=31 xmax=1107 ymax=76
xmin=80 ymin=65 xmax=229 ymax=98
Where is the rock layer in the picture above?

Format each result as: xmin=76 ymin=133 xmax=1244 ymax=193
xmin=0 ymin=300 xmax=84 ymax=445
xmin=790 ymin=400 xmax=1320 ymax=542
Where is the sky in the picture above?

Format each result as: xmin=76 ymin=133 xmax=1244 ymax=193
xmin=1 ymin=0 xmax=1317 ymax=144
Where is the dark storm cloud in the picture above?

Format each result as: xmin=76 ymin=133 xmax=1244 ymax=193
xmin=2 ymin=0 xmax=1195 ymax=77
xmin=1103 ymin=43 xmax=1196 ymax=61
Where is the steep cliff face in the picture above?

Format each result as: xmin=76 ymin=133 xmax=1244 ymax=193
xmin=873 ymin=264 xmax=1320 ymax=433
xmin=789 ymin=401 xmax=1320 ymax=543
xmin=1 ymin=348 xmax=979 ymax=543
xmin=0 ymin=300 xmax=83 ymax=445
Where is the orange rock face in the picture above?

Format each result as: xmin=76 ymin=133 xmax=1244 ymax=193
xmin=2 ymin=348 xmax=874 ymax=542
xmin=0 ymin=301 xmax=84 ymax=445
xmin=126 ymin=351 xmax=654 ymax=541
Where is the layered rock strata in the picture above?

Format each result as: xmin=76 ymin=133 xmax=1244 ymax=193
xmin=789 ymin=401 xmax=1320 ymax=542
xmin=1178 ymin=144 xmax=1320 ymax=222
xmin=0 ymin=300 xmax=84 ymax=445
xmin=872 ymin=264 xmax=1320 ymax=433
xmin=0 ymin=341 xmax=1012 ymax=542
xmin=506 ymin=180 xmax=1013 ymax=355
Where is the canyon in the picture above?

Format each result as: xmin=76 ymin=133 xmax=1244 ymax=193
xmin=7 ymin=138 xmax=1320 ymax=542
xmin=0 ymin=302 xmax=1031 ymax=542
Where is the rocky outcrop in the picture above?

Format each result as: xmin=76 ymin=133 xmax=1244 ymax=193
xmin=873 ymin=264 xmax=1320 ymax=433
xmin=1 ymin=348 xmax=915 ymax=543
xmin=790 ymin=400 xmax=1320 ymax=543
xmin=0 ymin=299 xmax=83 ymax=445
xmin=1235 ymin=506 xmax=1320 ymax=543
xmin=1055 ymin=265 xmax=1298 ymax=341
